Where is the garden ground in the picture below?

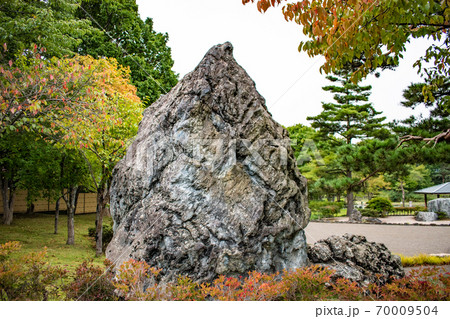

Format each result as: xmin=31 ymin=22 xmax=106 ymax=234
xmin=0 ymin=213 xmax=109 ymax=270
xmin=1 ymin=213 xmax=449 ymax=267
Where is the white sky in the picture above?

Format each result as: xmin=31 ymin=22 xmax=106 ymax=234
xmin=137 ymin=0 xmax=431 ymax=127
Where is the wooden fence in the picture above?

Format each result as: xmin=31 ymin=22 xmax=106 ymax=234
xmin=386 ymin=207 xmax=425 ymax=216
xmin=0 ymin=190 xmax=97 ymax=214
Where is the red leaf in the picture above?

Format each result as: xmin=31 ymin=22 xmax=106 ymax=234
xmin=8 ymin=60 xmax=13 ymax=67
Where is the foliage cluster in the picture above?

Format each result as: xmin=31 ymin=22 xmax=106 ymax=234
xmin=64 ymin=259 xmax=115 ymax=301
xmin=399 ymin=254 xmax=450 ymax=267
xmin=360 ymin=197 xmax=393 ymax=218
xmin=243 ymin=0 xmax=450 ymax=100
xmin=366 ymin=197 xmax=394 ymax=214
xmin=1 ymin=242 xmax=448 ymax=301
xmin=309 ymin=200 xmax=344 ymax=218
xmin=87 ymin=224 xmax=113 ymax=251
xmin=0 ymin=242 xmax=67 ymax=301
xmin=436 ymin=211 xmax=449 ymax=220
xmin=0 ymin=0 xmax=176 ymax=253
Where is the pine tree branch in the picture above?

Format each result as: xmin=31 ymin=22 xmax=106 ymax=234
xmin=398 ymin=128 xmax=450 ymax=147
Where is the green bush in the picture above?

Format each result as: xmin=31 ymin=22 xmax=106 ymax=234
xmin=309 ymin=201 xmax=344 ymax=218
xmin=88 ymin=224 xmax=113 ymax=251
xmin=436 ymin=211 xmax=448 ymax=220
xmin=361 ymin=208 xmax=383 ymax=218
xmin=365 ymin=197 xmax=393 ymax=217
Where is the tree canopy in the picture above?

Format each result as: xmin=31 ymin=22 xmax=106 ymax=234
xmin=0 ymin=0 xmax=93 ymax=60
xmin=243 ymin=0 xmax=450 ymax=103
xmin=76 ymin=0 xmax=178 ymax=105
xmin=307 ymin=68 xmax=387 ymax=144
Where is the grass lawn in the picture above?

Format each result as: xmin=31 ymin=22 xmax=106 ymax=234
xmin=0 ymin=213 xmax=110 ymax=271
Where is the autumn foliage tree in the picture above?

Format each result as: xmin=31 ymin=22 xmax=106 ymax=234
xmin=243 ymin=0 xmax=449 ymax=80
xmin=1 ymin=46 xmax=142 ymax=253
xmin=0 ymin=45 xmax=98 ymax=226
xmin=64 ymin=57 xmax=142 ymax=256
xmin=244 ymin=0 xmax=449 ymax=144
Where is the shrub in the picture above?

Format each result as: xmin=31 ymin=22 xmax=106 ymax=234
xmin=368 ymin=267 xmax=450 ymax=301
xmin=363 ymin=197 xmax=393 ymax=217
xmin=63 ymin=259 xmax=115 ymax=301
xmin=436 ymin=211 xmax=448 ymax=220
xmin=2 ymin=244 xmax=449 ymax=301
xmin=361 ymin=208 xmax=382 ymax=218
xmin=87 ymin=224 xmax=113 ymax=250
xmin=114 ymin=259 xmax=164 ymax=300
xmin=399 ymin=254 xmax=450 ymax=267
xmin=0 ymin=241 xmax=68 ymax=301
xmin=309 ymin=201 xmax=344 ymax=218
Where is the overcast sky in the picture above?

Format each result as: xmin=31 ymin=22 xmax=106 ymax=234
xmin=137 ymin=0 xmax=431 ymax=127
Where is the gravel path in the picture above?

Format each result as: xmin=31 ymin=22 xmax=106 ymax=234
xmin=304 ymin=222 xmax=450 ymax=256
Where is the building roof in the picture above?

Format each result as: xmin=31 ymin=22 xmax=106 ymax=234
xmin=414 ymin=182 xmax=450 ymax=194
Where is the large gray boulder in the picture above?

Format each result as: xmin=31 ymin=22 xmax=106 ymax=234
xmin=106 ymin=42 xmax=310 ymax=282
xmin=428 ymin=198 xmax=450 ymax=217
xmin=308 ymin=234 xmax=404 ymax=285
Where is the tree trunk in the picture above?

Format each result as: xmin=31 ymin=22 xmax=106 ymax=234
xmin=26 ymin=202 xmax=35 ymax=214
xmin=1 ymin=177 xmax=15 ymax=225
xmin=95 ymin=186 xmax=110 ymax=257
xmin=346 ymin=190 xmax=354 ymax=216
xmin=54 ymin=197 xmax=61 ymax=234
xmin=346 ymin=170 xmax=354 ymax=216
xmin=400 ymin=181 xmax=405 ymax=208
xmin=63 ymin=187 xmax=79 ymax=245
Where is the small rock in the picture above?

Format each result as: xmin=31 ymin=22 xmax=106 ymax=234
xmin=308 ymin=233 xmax=404 ymax=285
xmin=349 ymin=209 xmax=362 ymax=222
xmin=415 ymin=211 xmax=438 ymax=222
xmin=362 ymin=217 xmax=382 ymax=224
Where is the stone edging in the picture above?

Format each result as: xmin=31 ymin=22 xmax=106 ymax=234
xmin=310 ymin=220 xmax=450 ymax=227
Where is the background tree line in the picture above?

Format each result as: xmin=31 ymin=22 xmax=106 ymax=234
xmin=246 ymin=0 xmax=449 ymax=215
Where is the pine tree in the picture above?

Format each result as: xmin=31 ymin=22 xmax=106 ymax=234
xmin=308 ymin=70 xmax=386 ymax=145
xmin=307 ymin=69 xmax=388 ymax=216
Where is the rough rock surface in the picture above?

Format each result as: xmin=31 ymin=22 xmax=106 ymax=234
xmin=106 ymin=42 xmax=310 ymax=282
xmin=349 ymin=209 xmax=362 ymax=222
xmin=428 ymin=198 xmax=450 ymax=217
xmin=415 ymin=211 xmax=438 ymax=222
xmin=362 ymin=217 xmax=382 ymax=224
xmin=308 ymin=234 xmax=404 ymax=285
